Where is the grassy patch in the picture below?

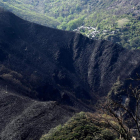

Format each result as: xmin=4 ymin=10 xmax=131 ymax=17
xmin=117 ymin=18 xmax=130 ymax=28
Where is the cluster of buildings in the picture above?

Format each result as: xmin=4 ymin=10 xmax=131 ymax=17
xmin=73 ymin=26 xmax=99 ymax=39
xmin=73 ymin=26 xmax=120 ymax=39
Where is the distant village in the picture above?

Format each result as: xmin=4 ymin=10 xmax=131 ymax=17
xmin=73 ymin=26 xmax=120 ymax=39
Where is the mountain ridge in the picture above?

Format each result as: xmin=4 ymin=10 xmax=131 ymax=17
xmin=0 ymin=10 xmax=140 ymax=139
xmin=1 ymin=10 xmax=140 ymax=102
xmin=1 ymin=0 xmax=140 ymax=49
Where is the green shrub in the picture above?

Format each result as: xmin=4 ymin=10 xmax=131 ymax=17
xmin=40 ymin=112 xmax=118 ymax=140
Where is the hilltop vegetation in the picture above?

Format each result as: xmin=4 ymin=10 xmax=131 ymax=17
xmin=1 ymin=0 xmax=140 ymax=49
xmin=40 ymin=112 xmax=118 ymax=140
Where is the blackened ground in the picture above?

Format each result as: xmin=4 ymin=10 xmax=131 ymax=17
xmin=0 ymin=89 xmax=75 ymax=140
xmin=0 ymin=10 xmax=140 ymax=139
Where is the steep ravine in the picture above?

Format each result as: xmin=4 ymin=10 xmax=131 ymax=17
xmin=0 ymin=10 xmax=140 ymax=139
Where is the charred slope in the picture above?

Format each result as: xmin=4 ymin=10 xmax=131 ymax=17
xmin=0 ymin=89 xmax=74 ymax=140
xmin=0 ymin=10 xmax=140 ymax=106
xmin=1 ymin=10 xmax=140 ymax=139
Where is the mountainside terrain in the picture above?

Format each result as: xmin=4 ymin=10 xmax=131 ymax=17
xmin=0 ymin=10 xmax=140 ymax=139
xmin=1 ymin=0 xmax=140 ymax=49
xmin=0 ymin=91 xmax=74 ymax=140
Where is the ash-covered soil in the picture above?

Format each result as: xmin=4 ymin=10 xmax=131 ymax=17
xmin=0 ymin=89 xmax=74 ymax=140
xmin=0 ymin=9 xmax=140 ymax=139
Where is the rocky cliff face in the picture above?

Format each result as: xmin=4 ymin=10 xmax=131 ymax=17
xmin=0 ymin=10 xmax=140 ymax=140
